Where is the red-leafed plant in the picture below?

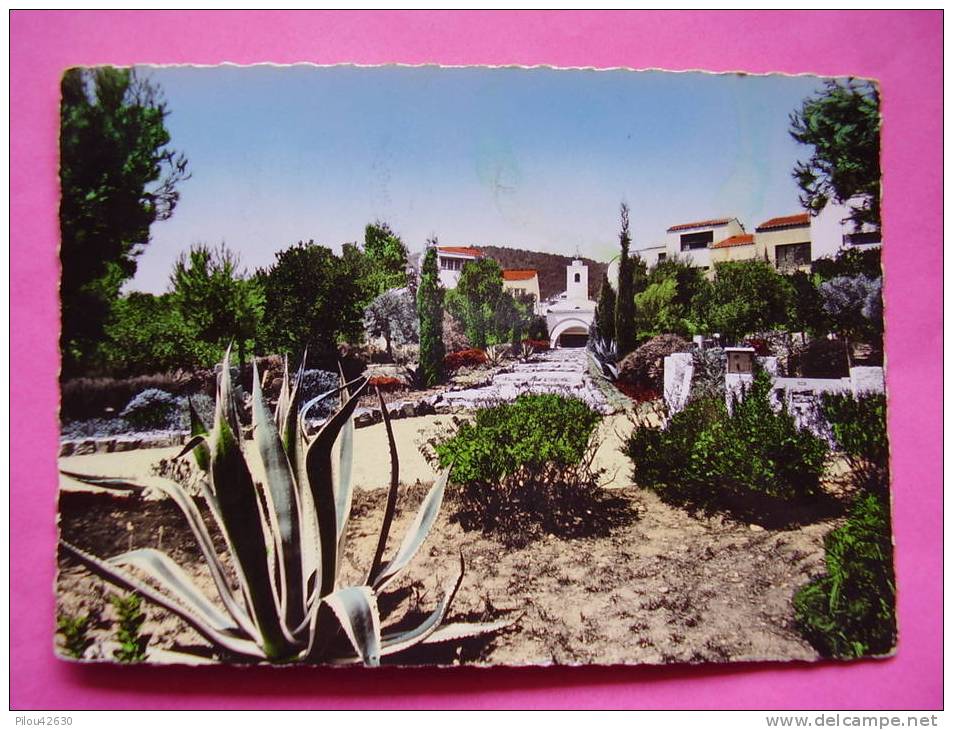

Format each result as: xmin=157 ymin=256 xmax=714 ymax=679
xmin=521 ymin=339 xmax=550 ymax=352
xmin=367 ymin=376 xmax=406 ymax=393
xmin=443 ymin=349 xmax=488 ymax=371
xmin=615 ymin=382 xmax=660 ymax=404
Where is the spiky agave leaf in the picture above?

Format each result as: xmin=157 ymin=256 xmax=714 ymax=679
xmin=60 ymin=541 xmax=265 ymax=660
xmin=251 ymin=362 xmax=305 ymax=632
xmin=370 ymin=467 xmax=451 ymax=592
xmin=107 ymin=548 xmax=237 ymax=633
xmin=379 ymin=553 xmax=464 ymax=656
xmin=59 ymin=471 xmax=257 ymax=639
xmin=187 ymin=396 xmax=210 ymax=472
xmin=334 ymin=362 xmax=355 ymax=548
xmin=303 ymin=377 xmax=369 ymax=599
xmin=208 ymin=350 xmax=292 ymax=658
xmin=367 ymin=386 xmax=400 ymax=583
xmin=311 ymin=586 xmax=382 ymax=666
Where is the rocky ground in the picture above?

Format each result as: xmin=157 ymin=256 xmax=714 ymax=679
xmin=55 ymin=474 xmax=836 ymax=668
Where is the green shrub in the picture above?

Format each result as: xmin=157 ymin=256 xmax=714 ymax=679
xmin=57 ymin=611 xmax=94 ymax=660
xmin=434 ymin=394 xmax=606 ymax=542
xmin=821 ymin=392 xmax=889 ymax=495
xmin=626 ymin=370 xmax=829 ymax=523
xmin=793 ymin=493 xmax=896 ymax=658
xmin=111 ymin=592 xmax=149 ymax=663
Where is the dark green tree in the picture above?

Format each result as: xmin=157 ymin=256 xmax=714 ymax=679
xmin=363 ymin=221 xmax=409 ymax=296
xmin=169 ymin=243 xmax=263 ymax=366
xmin=614 ymin=203 xmax=637 ymax=355
xmin=691 ymin=260 xmax=793 ymax=343
xmin=59 ymin=67 xmax=189 ymax=376
xmin=445 ymin=257 xmax=509 ymax=349
xmin=812 ymin=247 xmax=883 ymax=282
xmin=417 ymin=241 xmax=445 ymax=387
xmin=258 ymin=241 xmax=365 ymax=358
xmin=100 ymin=292 xmax=209 ymax=374
xmin=790 ymin=78 xmax=881 ymax=231
xmin=593 ymin=272 xmax=617 ymax=343
xmin=785 ymin=270 xmax=831 ymax=337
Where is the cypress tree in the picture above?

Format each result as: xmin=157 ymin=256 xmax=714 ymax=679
xmin=615 ymin=203 xmax=637 ymax=355
xmin=594 ymin=272 xmax=617 ymax=343
xmin=416 ymin=240 xmax=445 ymax=387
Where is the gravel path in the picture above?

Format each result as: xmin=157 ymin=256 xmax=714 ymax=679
xmin=438 ymin=348 xmax=612 ymax=414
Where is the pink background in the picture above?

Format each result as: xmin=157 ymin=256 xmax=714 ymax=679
xmin=10 ymin=11 xmax=942 ymax=710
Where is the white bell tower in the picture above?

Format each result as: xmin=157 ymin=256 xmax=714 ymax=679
xmin=566 ymin=259 xmax=588 ymax=301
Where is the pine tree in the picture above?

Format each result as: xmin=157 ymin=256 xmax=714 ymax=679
xmin=416 ymin=241 xmax=445 ymax=387
xmin=594 ymin=272 xmax=616 ymax=343
xmin=614 ymin=203 xmax=637 ymax=356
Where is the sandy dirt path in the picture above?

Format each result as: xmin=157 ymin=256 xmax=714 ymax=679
xmin=59 ymin=413 xmax=638 ymax=492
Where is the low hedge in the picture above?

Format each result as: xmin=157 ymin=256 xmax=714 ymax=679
xmin=626 ymin=369 xmax=829 ymax=524
xmin=434 ymin=393 xmax=608 ymax=543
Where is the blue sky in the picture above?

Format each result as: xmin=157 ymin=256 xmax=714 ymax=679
xmin=131 ymin=64 xmax=829 ymax=294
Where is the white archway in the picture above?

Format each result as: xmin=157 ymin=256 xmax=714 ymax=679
xmin=549 ymin=317 xmax=592 ymax=349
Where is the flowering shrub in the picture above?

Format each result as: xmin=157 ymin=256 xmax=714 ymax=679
xmin=443 ymin=348 xmax=488 ymax=371
xmin=368 ymin=376 xmax=406 ymax=393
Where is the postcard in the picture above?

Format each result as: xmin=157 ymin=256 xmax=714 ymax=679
xmin=55 ymin=64 xmax=893 ymax=667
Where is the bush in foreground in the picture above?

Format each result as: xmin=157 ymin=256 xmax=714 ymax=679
xmin=626 ymin=370 xmax=829 ymax=524
xmin=793 ymin=492 xmax=896 ymax=659
xmin=821 ymin=392 xmax=889 ymax=495
xmin=434 ymin=394 xmax=614 ymax=544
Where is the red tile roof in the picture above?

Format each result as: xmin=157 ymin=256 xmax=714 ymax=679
xmin=436 ymin=246 xmax=483 ymax=257
xmin=711 ymin=234 xmax=755 ymax=249
xmin=667 ymin=217 xmax=734 ymax=233
xmin=756 ymin=213 xmax=810 ymax=231
xmin=502 ymin=269 xmax=538 ymax=281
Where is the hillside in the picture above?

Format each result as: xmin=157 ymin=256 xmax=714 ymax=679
xmin=480 ymin=245 xmax=609 ymax=301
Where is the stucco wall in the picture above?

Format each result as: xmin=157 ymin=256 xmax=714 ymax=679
xmin=755 ymin=225 xmax=812 ymax=271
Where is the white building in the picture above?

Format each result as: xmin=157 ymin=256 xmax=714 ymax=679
xmin=501 ymin=269 xmax=540 ymax=305
xmin=542 ymin=259 xmax=597 ymax=348
xmin=664 ymin=217 xmax=746 ymax=270
xmin=435 ymin=245 xmax=483 ymax=288
xmin=810 ymin=197 xmax=882 ymax=261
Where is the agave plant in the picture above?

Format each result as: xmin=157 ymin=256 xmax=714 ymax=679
xmin=588 ymin=337 xmax=619 ymax=381
xmin=517 ymin=342 xmax=536 ymax=362
xmin=60 ymin=350 xmax=509 ymax=665
xmin=484 ymin=344 xmax=508 ymax=368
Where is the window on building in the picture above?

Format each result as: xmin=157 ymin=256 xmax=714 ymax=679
xmin=574 ymin=273 xmax=581 ymax=283
xmin=657 ymin=253 xmax=667 ymax=263
xmin=680 ymin=231 xmax=714 ymax=251
xmin=775 ymin=242 xmax=811 ymax=270
xmin=843 ymin=231 xmax=882 ymax=247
